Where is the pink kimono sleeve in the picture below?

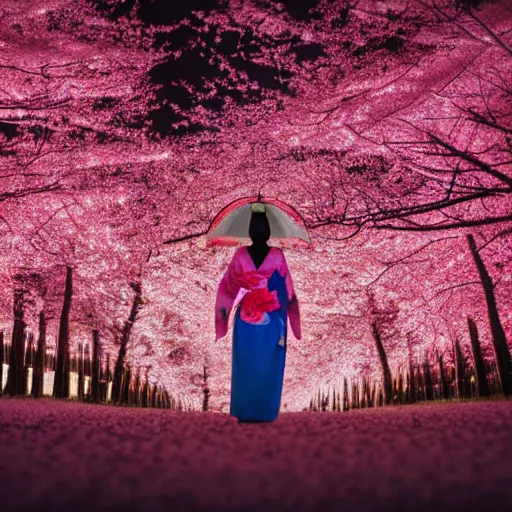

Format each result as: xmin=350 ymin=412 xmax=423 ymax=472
xmin=280 ymin=251 xmax=302 ymax=340
xmin=215 ymin=250 xmax=242 ymax=341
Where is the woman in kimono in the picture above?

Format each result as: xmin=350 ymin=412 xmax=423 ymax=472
xmin=215 ymin=206 xmax=301 ymax=422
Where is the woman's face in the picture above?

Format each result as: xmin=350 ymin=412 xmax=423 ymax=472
xmin=249 ymin=213 xmax=270 ymax=243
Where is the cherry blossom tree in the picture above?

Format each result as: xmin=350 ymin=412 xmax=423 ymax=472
xmin=0 ymin=0 xmax=510 ymax=408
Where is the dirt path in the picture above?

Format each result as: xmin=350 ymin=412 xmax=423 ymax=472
xmin=0 ymin=398 xmax=511 ymax=512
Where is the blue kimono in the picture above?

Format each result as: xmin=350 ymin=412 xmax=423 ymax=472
xmin=215 ymin=247 xmax=301 ymax=422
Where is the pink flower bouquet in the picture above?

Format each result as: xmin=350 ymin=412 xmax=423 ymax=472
xmin=240 ymin=288 xmax=280 ymax=324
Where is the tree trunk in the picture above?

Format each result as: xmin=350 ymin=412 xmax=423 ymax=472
xmin=6 ymin=289 xmax=26 ymax=396
xmin=105 ymin=352 xmax=112 ymax=402
xmin=133 ymin=368 xmax=141 ymax=407
xmin=437 ymin=352 xmax=449 ymax=400
xmin=351 ymin=382 xmax=358 ymax=409
xmin=84 ymin=343 xmax=91 ymax=396
xmin=26 ymin=332 xmax=34 ymax=368
xmin=142 ymin=369 xmax=149 ymax=408
xmin=397 ymin=370 xmax=404 ymax=404
xmin=408 ymin=360 xmax=417 ymax=403
xmin=121 ymin=364 xmax=131 ymax=405
xmin=468 ymin=234 xmax=512 ymax=395
xmin=54 ymin=266 xmax=73 ymax=399
xmin=142 ymin=380 xmax=149 ymax=408
xmin=0 ymin=331 xmax=4 ymax=396
xmin=423 ymin=358 xmax=433 ymax=401
xmin=416 ymin=364 xmax=424 ymax=401
xmin=32 ymin=311 xmax=46 ymax=398
xmin=454 ymin=339 xmax=467 ymax=398
xmin=343 ymin=377 xmax=350 ymax=411
xmin=77 ymin=343 xmax=85 ymax=400
xmin=202 ymin=364 xmax=210 ymax=412
xmin=91 ymin=330 xmax=101 ymax=403
xmin=467 ymin=317 xmax=491 ymax=397
xmin=372 ymin=322 xmax=392 ymax=405
xmin=112 ymin=282 xmax=142 ymax=403
xmin=151 ymin=383 xmax=157 ymax=407
xmin=363 ymin=378 xmax=370 ymax=408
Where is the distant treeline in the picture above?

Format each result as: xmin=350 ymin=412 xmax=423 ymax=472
xmin=0 ymin=329 xmax=185 ymax=410
xmin=0 ymin=267 xmax=208 ymax=412
xmin=309 ymin=317 xmax=512 ymax=412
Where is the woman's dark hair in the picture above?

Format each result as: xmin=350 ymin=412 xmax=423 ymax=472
xmin=249 ymin=212 xmax=270 ymax=243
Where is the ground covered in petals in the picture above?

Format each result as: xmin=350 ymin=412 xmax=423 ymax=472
xmin=0 ymin=398 xmax=511 ymax=512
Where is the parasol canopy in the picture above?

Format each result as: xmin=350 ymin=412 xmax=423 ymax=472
xmin=206 ymin=196 xmax=310 ymax=246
